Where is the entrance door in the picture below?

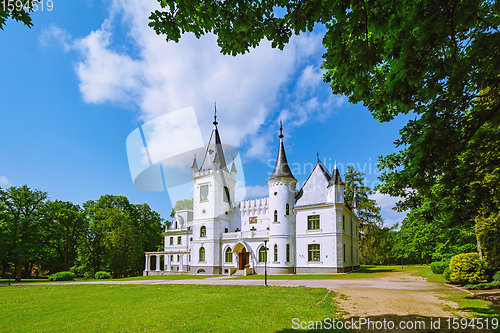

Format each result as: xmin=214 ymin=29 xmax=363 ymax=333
xmin=238 ymin=248 xmax=248 ymax=270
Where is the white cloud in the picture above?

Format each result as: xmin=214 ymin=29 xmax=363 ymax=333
xmin=0 ymin=175 xmax=10 ymax=187
xmin=244 ymin=185 xmax=269 ymax=199
xmin=369 ymin=191 xmax=408 ymax=228
xmin=40 ymin=0 xmax=341 ymax=161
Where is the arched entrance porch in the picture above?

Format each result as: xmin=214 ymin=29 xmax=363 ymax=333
xmin=233 ymin=242 xmax=250 ymax=270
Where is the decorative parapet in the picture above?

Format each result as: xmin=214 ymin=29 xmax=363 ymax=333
xmin=221 ymin=230 xmax=269 ymax=240
xmin=233 ymin=197 xmax=268 ymax=213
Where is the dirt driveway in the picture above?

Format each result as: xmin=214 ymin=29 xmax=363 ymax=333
xmin=333 ymin=269 xmax=490 ymax=333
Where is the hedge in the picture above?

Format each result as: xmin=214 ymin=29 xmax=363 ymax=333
xmin=431 ymin=261 xmax=448 ymax=275
xmin=465 ymin=281 xmax=500 ymax=290
xmin=95 ymin=271 xmax=112 ymax=279
xmin=48 ymin=271 xmax=76 ymax=281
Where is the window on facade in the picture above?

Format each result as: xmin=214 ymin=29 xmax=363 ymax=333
xmin=343 ymin=215 xmax=345 ymax=230
xmin=259 ymin=246 xmax=267 ymax=262
xmin=286 ymin=203 xmax=290 ymax=215
xmin=286 ymin=244 xmax=290 ymax=262
xmin=177 ymin=236 xmax=181 ymax=245
xmin=225 ymin=228 xmax=228 ymax=233
xmin=174 ymin=222 xmax=178 ymax=229
xmin=274 ymin=244 xmax=278 ymax=262
xmin=200 ymin=184 xmax=209 ymax=202
xmin=308 ymin=244 xmax=320 ymax=262
xmin=169 ymin=237 xmax=173 ymax=246
xmin=199 ymin=247 xmax=205 ymax=262
xmin=225 ymin=247 xmax=232 ymax=262
xmin=343 ymin=244 xmax=346 ymax=262
xmin=200 ymin=226 xmax=206 ymax=238
xmin=274 ymin=210 xmax=278 ymax=223
xmin=307 ymin=215 xmax=320 ymax=230
xmin=223 ymin=186 xmax=230 ymax=203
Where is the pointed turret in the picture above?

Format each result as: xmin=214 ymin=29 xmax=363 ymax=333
xmin=268 ymin=121 xmax=296 ymax=182
xmin=328 ymin=162 xmax=344 ymax=187
xmin=230 ymin=162 xmax=237 ymax=174
xmin=191 ymin=154 xmax=198 ymax=171
xmin=199 ymin=106 xmax=228 ymax=172
xmin=212 ymin=151 xmax=221 ymax=171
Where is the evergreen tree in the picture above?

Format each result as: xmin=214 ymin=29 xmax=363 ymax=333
xmin=344 ymin=166 xmax=383 ymax=230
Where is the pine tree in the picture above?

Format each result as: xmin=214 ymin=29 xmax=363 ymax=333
xmin=344 ymin=166 xmax=383 ymax=230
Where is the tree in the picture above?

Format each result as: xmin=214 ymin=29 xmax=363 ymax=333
xmin=74 ymin=195 xmax=164 ymax=277
xmin=344 ymin=166 xmax=383 ymax=230
xmin=43 ymin=200 xmax=87 ymax=271
xmin=1 ymin=1 xmax=38 ymax=30
xmin=149 ymin=0 xmax=500 ymax=238
xmin=170 ymin=198 xmax=193 ymax=218
xmin=0 ymin=185 xmax=48 ymax=281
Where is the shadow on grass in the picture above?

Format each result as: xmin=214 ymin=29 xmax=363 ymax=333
xmin=275 ymin=314 xmax=500 ymax=332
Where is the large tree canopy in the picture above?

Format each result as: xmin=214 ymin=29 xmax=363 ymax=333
xmin=150 ymin=0 xmax=500 ymax=225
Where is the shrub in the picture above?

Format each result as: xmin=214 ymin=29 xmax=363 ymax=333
xmin=431 ymin=261 xmax=448 ymax=275
xmin=95 ymin=271 xmax=112 ymax=279
xmin=443 ymin=267 xmax=452 ymax=282
xmin=493 ymin=271 xmax=500 ymax=282
xmin=48 ymin=271 xmax=75 ymax=281
xmin=449 ymin=253 xmax=488 ymax=285
xmin=466 ymin=281 xmax=500 ymax=290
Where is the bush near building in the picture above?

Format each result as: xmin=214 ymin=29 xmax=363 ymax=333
xmin=449 ymin=253 xmax=488 ymax=285
xmin=48 ymin=272 xmax=75 ymax=281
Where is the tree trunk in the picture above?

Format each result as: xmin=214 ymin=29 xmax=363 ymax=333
xmin=15 ymin=262 xmax=22 ymax=282
xmin=476 ymin=216 xmax=483 ymax=259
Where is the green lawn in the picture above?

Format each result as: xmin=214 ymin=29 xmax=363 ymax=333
xmin=231 ymin=265 xmax=398 ymax=280
xmin=0 ymin=284 xmax=347 ymax=332
xmin=411 ymin=265 xmax=447 ymax=283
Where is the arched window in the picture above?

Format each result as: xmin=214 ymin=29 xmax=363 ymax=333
xmin=274 ymin=244 xmax=278 ymax=262
xmin=200 ymin=226 xmax=206 ymax=238
xmin=174 ymin=222 xmax=178 ymax=229
xmin=274 ymin=210 xmax=278 ymax=223
xmin=225 ymin=247 xmax=232 ymax=262
xmin=286 ymin=244 xmax=290 ymax=262
xmin=286 ymin=203 xmax=290 ymax=215
xmin=259 ymin=246 xmax=267 ymax=262
xmin=199 ymin=247 xmax=205 ymax=262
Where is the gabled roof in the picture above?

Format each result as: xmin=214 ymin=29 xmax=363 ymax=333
xmin=295 ymin=161 xmax=331 ymax=205
xmin=199 ymin=124 xmax=228 ymax=172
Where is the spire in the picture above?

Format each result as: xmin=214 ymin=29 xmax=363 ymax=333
xmin=230 ymin=162 xmax=237 ymax=174
xmin=191 ymin=154 xmax=198 ymax=171
xmin=328 ymin=161 xmax=344 ymax=187
xmin=268 ymin=121 xmax=296 ymax=182
xmin=213 ymin=101 xmax=218 ymax=126
xmin=199 ymin=105 xmax=228 ymax=172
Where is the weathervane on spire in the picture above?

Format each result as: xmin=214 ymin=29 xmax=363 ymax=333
xmin=279 ymin=120 xmax=284 ymax=139
xmin=213 ymin=101 xmax=218 ymax=126
xmin=317 ymin=151 xmax=320 ymax=163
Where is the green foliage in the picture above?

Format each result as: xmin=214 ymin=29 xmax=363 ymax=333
xmin=443 ymin=267 xmax=452 ymax=282
xmin=449 ymin=253 xmax=488 ymax=285
xmin=465 ymin=281 xmax=500 ymax=290
xmin=343 ymin=166 xmax=383 ymax=230
xmin=0 ymin=0 xmax=36 ymax=30
xmin=430 ymin=261 xmax=448 ymax=275
xmin=48 ymin=271 xmax=75 ymax=281
xmin=0 ymin=185 xmax=48 ymax=281
xmin=476 ymin=212 xmax=500 ymax=271
xmin=493 ymin=271 xmax=500 ymax=282
xmin=94 ymin=271 xmax=112 ymax=279
xmin=360 ymin=224 xmax=399 ymax=265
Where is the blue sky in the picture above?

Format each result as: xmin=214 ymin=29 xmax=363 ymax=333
xmin=0 ymin=0 xmax=409 ymax=226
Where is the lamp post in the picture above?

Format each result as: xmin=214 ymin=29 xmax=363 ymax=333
xmin=264 ymin=240 xmax=268 ymax=286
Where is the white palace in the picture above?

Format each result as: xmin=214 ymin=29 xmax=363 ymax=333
xmin=144 ymin=116 xmax=360 ymax=275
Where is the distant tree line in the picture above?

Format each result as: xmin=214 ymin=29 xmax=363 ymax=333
xmin=0 ymin=185 xmax=166 ymax=281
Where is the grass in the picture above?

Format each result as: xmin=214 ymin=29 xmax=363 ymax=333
xmin=439 ymin=289 xmax=500 ymax=319
xmin=0 ymin=284 xmax=348 ymax=332
xmin=411 ymin=265 xmax=447 ymax=283
xmin=231 ymin=265 xmax=398 ymax=280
